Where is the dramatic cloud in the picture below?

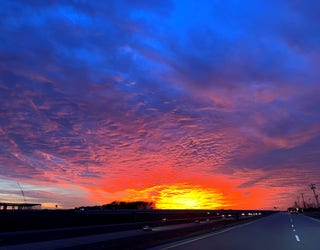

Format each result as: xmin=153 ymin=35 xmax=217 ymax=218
xmin=1 ymin=0 xmax=320 ymax=209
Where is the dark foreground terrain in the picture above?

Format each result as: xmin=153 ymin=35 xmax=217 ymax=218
xmin=0 ymin=209 xmax=273 ymax=249
xmin=0 ymin=208 xmax=272 ymax=232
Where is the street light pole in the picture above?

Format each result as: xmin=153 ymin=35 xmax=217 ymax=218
xmin=310 ymin=184 xmax=320 ymax=208
xmin=301 ymin=193 xmax=306 ymax=209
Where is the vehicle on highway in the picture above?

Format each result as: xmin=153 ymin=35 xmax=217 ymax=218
xmin=142 ymin=225 xmax=152 ymax=231
xmin=288 ymin=207 xmax=303 ymax=214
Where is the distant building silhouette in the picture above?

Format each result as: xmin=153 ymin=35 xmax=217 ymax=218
xmin=0 ymin=202 xmax=41 ymax=210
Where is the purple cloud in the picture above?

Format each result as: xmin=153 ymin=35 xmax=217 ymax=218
xmin=1 ymin=0 xmax=320 ymax=209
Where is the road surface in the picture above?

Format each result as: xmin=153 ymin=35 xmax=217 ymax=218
xmin=0 ymin=220 xmax=221 ymax=249
xmin=151 ymin=212 xmax=320 ymax=250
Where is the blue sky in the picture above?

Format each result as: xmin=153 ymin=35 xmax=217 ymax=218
xmin=1 ymin=0 xmax=320 ymax=209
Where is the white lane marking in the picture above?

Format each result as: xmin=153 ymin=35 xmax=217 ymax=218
xmin=306 ymin=216 xmax=320 ymax=223
xmin=295 ymin=235 xmax=301 ymax=242
xmin=291 ymin=224 xmax=294 ymax=227
xmin=293 ymin=229 xmax=296 ymax=232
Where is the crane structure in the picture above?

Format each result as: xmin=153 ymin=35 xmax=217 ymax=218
xmin=0 ymin=183 xmax=40 ymax=210
xmin=17 ymin=182 xmax=27 ymax=203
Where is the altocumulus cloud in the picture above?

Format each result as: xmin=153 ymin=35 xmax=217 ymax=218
xmin=0 ymin=0 xmax=320 ymax=209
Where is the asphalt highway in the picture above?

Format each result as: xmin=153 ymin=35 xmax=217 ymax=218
xmin=0 ymin=220 xmax=219 ymax=249
xmin=152 ymin=212 xmax=320 ymax=250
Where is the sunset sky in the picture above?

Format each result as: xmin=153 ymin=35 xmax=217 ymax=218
xmin=1 ymin=0 xmax=320 ymax=210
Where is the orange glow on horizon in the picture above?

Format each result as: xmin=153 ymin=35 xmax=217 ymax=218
xmin=117 ymin=184 xmax=227 ymax=210
xmin=87 ymin=170 xmax=296 ymax=210
xmin=42 ymin=202 xmax=60 ymax=209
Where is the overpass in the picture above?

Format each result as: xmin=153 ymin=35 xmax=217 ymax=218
xmin=0 ymin=202 xmax=41 ymax=210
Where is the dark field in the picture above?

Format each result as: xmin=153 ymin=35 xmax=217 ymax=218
xmin=0 ymin=209 xmax=272 ymax=232
xmin=0 ymin=209 xmax=275 ymax=249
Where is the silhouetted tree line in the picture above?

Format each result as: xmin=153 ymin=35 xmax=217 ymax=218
xmin=76 ymin=201 xmax=154 ymax=210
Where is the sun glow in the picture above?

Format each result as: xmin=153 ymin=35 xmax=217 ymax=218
xmin=99 ymin=183 xmax=227 ymax=210
xmin=154 ymin=184 xmax=225 ymax=209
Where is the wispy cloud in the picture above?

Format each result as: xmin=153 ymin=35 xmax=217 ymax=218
xmin=0 ymin=0 xmax=320 ymax=209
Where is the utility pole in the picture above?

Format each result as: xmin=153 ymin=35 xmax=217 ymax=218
xmin=310 ymin=184 xmax=319 ymax=208
xmin=309 ymin=198 xmax=313 ymax=208
xmin=301 ymin=193 xmax=306 ymax=209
